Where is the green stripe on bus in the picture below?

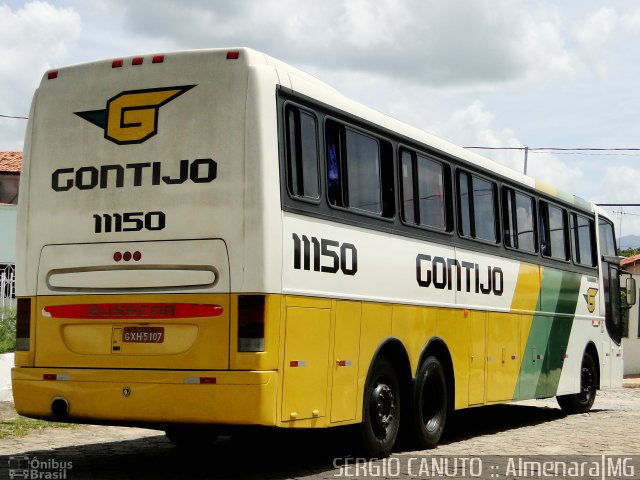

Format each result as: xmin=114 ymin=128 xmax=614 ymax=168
xmin=515 ymin=269 xmax=581 ymax=400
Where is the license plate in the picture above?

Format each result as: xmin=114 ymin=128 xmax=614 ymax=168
xmin=122 ymin=326 xmax=164 ymax=343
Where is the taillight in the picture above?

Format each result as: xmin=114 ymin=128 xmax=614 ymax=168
xmin=238 ymin=295 xmax=265 ymax=352
xmin=16 ymin=298 xmax=31 ymax=351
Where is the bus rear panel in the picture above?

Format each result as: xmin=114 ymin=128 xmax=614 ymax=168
xmin=13 ymin=49 xmax=283 ymax=427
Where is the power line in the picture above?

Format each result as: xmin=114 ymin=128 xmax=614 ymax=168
xmin=465 ymin=146 xmax=640 ymax=152
xmin=597 ymin=204 xmax=640 ymax=207
xmin=0 ymin=114 xmax=28 ymax=120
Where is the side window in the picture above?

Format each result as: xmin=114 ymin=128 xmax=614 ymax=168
xmin=326 ymin=120 xmax=394 ymax=217
xmin=285 ymin=106 xmax=319 ymax=200
xmin=598 ymin=218 xmax=617 ymax=257
xmin=539 ymin=202 xmax=569 ymax=260
xmin=503 ymin=188 xmax=537 ymax=253
xmin=457 ymin=171 xmax=498 ymax=243
xmin=571 ymin=213 xmax=596 ymax=267
xmin=400 ymin=149 xmax=450 ymax=231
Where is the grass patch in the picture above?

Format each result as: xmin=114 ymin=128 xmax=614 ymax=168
xmin=0 ymin=416 xmax=77 ymax=439
xmin=0 ymin=307 xmax=16 ymax=354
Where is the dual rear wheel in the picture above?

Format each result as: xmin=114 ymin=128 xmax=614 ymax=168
xmin=359 ymin=355 xmax=448 ymax=458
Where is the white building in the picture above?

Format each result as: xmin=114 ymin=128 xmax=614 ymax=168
xmin=0 ymin=151 xmax=19 ymax=309
xmin=621 ymin=254 xmax=640 ymax=375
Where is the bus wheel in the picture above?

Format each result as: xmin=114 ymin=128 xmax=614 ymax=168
xmin=165 ymin=427 xmax=218 ymax=448
xmin=557 ymin=352 xmax=597 ymax=414
xmin=359 ymin=356 xmax=401 ymax=458
xmin=411 ymin=356 xmax=447 ymax=449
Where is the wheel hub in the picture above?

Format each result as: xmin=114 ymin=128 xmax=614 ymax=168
xmin=371 ymin=383 xmax=396 ymax=433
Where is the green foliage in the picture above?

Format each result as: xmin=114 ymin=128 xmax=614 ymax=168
xmin=620 ymin=247 xmax=640 ymax=258
xmin=0 ymin=417 xmax=76 ymax=439
xmin=0 ymin=308 xmax=16 ymax=354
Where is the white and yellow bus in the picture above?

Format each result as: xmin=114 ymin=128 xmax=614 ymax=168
xmin=13 ymin=48 xmax=634 ymax=457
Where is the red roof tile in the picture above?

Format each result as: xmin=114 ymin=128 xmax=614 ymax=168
xmin=621 ymin=253 xmax=640 ymax=268
xmin=0 ymin=151 xmax=22 ymax=173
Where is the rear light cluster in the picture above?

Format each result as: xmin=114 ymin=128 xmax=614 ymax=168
xmin=238 ymin=295 xmax=265 ymax=352
xmin=48 ymin=51 xmax=238 ymax=80
xmin=112 ymin=55 xmax=165 ymax=68
xmin=16 ymin=298 xmax=31 ymax=351
xmin=113 ymin=251 xmax=142 ymax=262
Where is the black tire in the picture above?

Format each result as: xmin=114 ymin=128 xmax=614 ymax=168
xmin=165 ymin=427 xmax=219 ymax=448
xmin=557 ymin=352 xmax=597 ymax=414
xmin=410 ymin=356 xmax=447 ymax=449
xmin=359 ymin=356 xmax=401 ymax=458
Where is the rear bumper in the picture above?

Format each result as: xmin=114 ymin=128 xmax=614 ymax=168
xmin=12 ymin=367 xmax=278 ymax=427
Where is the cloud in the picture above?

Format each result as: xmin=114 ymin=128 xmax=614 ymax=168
xmin=102 ymin=0 xmax=575 ymax=91
xmin=432 ymin=100 xmax=523 ymax=171
xmin=572 ymin=8 xmax=618 ymax=75
xmin=0 ymin=1 xmax=81 ymax=148
xmin=430 ymin=100 xmax=583 ymax=192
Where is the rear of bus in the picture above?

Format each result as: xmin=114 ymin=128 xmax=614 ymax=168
xmin=12 ymin=48 xmax=284 ymax=429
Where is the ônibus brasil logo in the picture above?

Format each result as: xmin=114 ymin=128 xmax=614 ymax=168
xmin=75 ymin=85 xmax=195 ymax=145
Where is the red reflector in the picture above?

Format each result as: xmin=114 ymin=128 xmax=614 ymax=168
xmin=290 ymin=361 xmax=299 ymax=368
xmin=123 ymin=251 xmax=132 ymax=262
xmin=47 ymin=71 xmax=58 ymax=80
xmin=113 ymin=251 xmax=122 ymax=262
xmin=200 ymin=377 xmax=216 ymax=384
xmin=43 ymin=374 xmax=56 ymax=381
xmin=152 ymin=55 xmax=164 ymax=64
xmin=338 ymin=360 xmax=347 ymax=367
xmin=112 ymin=59 xmax=123 ymax=68
xmin=43 ymin=303 xmax=224 ymax=319
xmin=132 ymin=57 xmax=144 ymax=65
xmin=226 ymin=51 xmax=240 ymax=60
xmin=133 ymin=251 xmax=142 ymax=261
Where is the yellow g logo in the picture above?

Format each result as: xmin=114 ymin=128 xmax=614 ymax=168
xmin=585 ymin=287 xmax=598 ymax=313
xmin=76 ymin=85 xmax=195 ymax=144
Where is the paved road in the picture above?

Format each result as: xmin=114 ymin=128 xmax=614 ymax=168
xmin=0 ymin=388 xmax=639 ymax=479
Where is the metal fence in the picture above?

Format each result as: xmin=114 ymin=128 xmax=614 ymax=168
xmin=1 ymin=264 xmax=15 ymax=310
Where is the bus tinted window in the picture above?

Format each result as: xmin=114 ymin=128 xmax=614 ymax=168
xmin=326 ymin=120 xmax=393 ymax=218
xmin=598 ymin=218 xmax=617 ymax=257
xmin=571 ymin=213 xmax=596 ymax=267
xmin=285 ymin=107 xmax=319 ymax=200
xmin=345 ymin=128 xmax=381 ymax=214
xmin=473 ymin=176 xmax=497 ymax=242
xmin=418 ymin=155 xmax=446 ymax=230
xmin=458 ymin=171 xmax=497 ymax=242
xmin=458 ymin=172 xmax=472 ymax=236
xmin=401 ymin=151 xmax=416 ymax=224
xmin=540 ymin=202 xmax=569 ymax=260
xmin=400 ymin=149 xmax=448 ymax=230
xmin=503 ymin=188 xmax=536 ymax=253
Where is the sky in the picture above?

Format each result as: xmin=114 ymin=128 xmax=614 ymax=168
xmin=2 ymin=0 xmax=640 ymax=239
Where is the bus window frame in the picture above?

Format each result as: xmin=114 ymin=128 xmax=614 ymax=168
xmin=570 ymin=211 xmax=597 ymax=268
xmin=538 ymin=200 xmax=571 ymax=263
xmin=455 ymin=168 xmax=501 ymax=247
xmin=324 ymin=116 xmax=396 ymax=222
xmin=283 ymin=102 xmax=322 ymax=206
xmin=398 ymin=146 xmax=454 ymax=235
xmin=501 ymin=186 xmax=539 ymax=256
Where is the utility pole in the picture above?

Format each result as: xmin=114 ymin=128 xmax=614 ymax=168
xmin=523 ymin=146 xmax=529 ymax=175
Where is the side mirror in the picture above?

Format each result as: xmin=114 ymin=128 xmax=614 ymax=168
xmin=626 ymin=277 xmax=637 ymax=306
